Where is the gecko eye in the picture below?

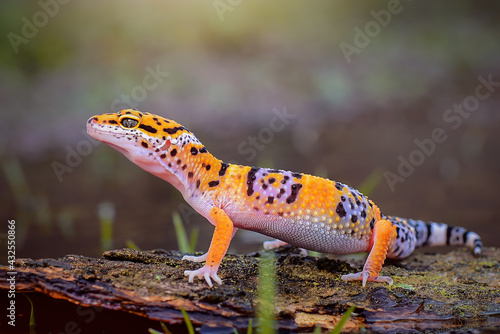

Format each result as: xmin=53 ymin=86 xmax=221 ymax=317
xmin=118 ymin=115 xmax=140 ymax=129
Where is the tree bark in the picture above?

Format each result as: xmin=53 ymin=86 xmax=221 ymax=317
xmin=1 ymin=247 xmax=499 ymax=332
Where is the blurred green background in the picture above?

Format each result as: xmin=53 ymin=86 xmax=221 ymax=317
xmin=1 ymin=0 xmax=499 ymax=263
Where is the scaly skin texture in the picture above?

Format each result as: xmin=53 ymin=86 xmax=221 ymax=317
xmin=87 ymin=109 xmax=483 ymax=287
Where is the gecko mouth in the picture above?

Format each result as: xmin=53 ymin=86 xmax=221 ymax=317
xmin=87 ymin=123 xmax=137 ymax=155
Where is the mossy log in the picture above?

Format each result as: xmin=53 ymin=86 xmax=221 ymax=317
xmin=1 ymin=247 xmax=499 ymax=332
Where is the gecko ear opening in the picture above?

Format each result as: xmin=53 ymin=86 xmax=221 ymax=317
xmin=159 ymin=139 xmax=171 ymax=151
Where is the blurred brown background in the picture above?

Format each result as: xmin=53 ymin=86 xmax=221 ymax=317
xmin=1 ymin=0 xmax=499 ymax=263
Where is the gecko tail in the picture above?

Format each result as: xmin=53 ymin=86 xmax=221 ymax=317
xmin=386 ymin=216 xmax=483 ymax=256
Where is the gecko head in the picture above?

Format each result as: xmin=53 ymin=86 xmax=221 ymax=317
xmin=87 ymin=109 xmax=203 ymax=187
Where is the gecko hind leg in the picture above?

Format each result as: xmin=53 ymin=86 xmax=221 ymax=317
xmin=263 ymin=239 xmax=308 ymax=256
xmin=341 ymin=219 xmax=397 ymax=287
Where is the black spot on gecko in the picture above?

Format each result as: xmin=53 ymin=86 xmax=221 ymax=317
xmin=341 ymin=196 xmax=346 ymax=202
xmin=268 ymin=177 xmax=276 ymax=184
xmin=348 ymin=198 xmax=355 ymax=209
xmin=286 ymin=183 xmax=302 ymax=204
xmin=199 ymin=147 xmax=208 ymax=153
xmin=355 ymin=198 xmax=361 ymax=206
xmin=141 ymin=141 xmax=148 ymax=148
xmin=108 ymin=120 xmax=118 ymax=125
xmin=335 ymin=182 xmax=344 ymax=191
xmin=170 ymin=149 xmax=177 ymax=157
xmin=267 ymin=196 xmax=274 ymax=204
xmin=206 ymin=164 xmax=211 ymax=171
xmin=139 ymin=124 xmax=158 ymax=134
xmin=188 ymin=171 xmax=194 ymax=178
xmin=281 ymin=175 xmax=290 ymax=184
xmin=292 ymin=172 xmax=302 ymax=179
xmin=247 ymin=167 xmax=259 ymax=196
xmin=219 ymin=162 xmax=229 ymax=176
xmin=370 ymin=218 xmax=375 ymax=229
xmin=262 ymin=184 xmax=268 ymax=190
xmin=160 ymin=153 xmax=167 ymax=159
xmin=196 ymin=180 xmax=200 ymax=188
xmin=268 ymin=169 xmax=280 ymax=173
xmin=182 ymin=164 xmax=187 ymax=170
xmin=190 ymin=147 xmax=198 ymax=155
xmin=208 ymin=180 xmax=219 ymax=187
xmin=164 ymin=126 xmax=186 ymax=135
xmin=336 ymin=202 xmax=347 ymax=217
xmin=361 ymin=210 xmax=367 ymax=219
xmin=422 ymin=223 xmax=433 ymax=246
xmin=177 ymin=159 xmax=181 ymax=164
xmin=351 ymin=215 xmax=358 ymax=223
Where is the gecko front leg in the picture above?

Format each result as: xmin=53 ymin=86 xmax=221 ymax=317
xmin=183 ymin=207 xmax=236 ymax=287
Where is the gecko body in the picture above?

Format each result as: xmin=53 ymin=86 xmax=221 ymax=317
xmin=87 ymin=109 xmax=482 ymax=287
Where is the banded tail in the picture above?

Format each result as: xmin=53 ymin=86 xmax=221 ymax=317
xmin=385 ymin=216 xmax=482 ymax=259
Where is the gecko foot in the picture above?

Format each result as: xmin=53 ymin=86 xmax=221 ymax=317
xmin=182 ymin=252 xmax=208 ymax=263
xmin=341 ymin=271 xmax=393 ymax=287
xmin=263 ymin=239 xmax=308 ymax=256
xmin=184 ymin=265 xmax=222 ymax=287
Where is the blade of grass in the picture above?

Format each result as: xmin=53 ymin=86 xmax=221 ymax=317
xmin=329 ymin=306 xmax=355 ymax=334
xmin=188 ymin=227 xmax=199 ymax=253
xmin=312 ymin=326 xmax=322 ymax=334
xmin=172 ymin=212 xmax=190 ymax=253
xmin=256 ymin=254 xmax=275 ymax=334
xmin=357 ymin=169 xmax=382 ymax=196
xmin=160 ymin=322 xmax=173 ymax=334
xmin=98 ymin=202 xmax=115 ymax=252
xmin=126 ymin=239 xmax=141 ymax=251
xmin=180 ymin=307 xmax=195 ymax=334
xmin=22 ymin=294 xmax=36 ymax=331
